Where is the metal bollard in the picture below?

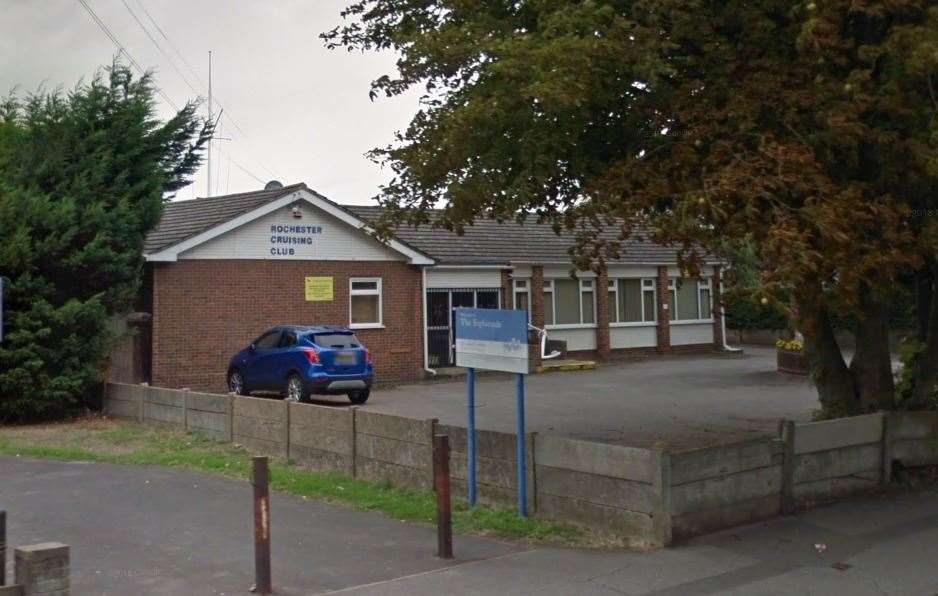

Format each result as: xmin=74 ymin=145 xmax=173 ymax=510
xmin=252 ymin=456 xmax=272 ymax=594
xmin=433 ymin=435 xmax=453 ymax=559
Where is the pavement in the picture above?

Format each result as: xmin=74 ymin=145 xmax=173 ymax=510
xmin=358 ymin=345 xmax=818 ymax=450
xmin=3 ymin=457 xmax=938 ymax=595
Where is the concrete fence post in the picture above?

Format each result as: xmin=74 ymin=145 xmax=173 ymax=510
xmin=227 ymin=394 xmax=235 ymax=443
xmin=182 ymin=388 xmax=190 ymax=432
xmin=14 ymin=543 xmax=69 ymax=596
xmin=427 ymin=418 xmax=438 ymax=488
xmin=652 ymin=450 xmax=672 ymax=546
xmin=779 ymin=419 xmax=796 ymax=514
xmin=137 ymin=383 xmax=146 ymax=423
xmin=881 ymin=412 xmax=894 ymax=486
xmin=281 ymin=401 xmax=290 ymax=459
xmin=349 ymin=407 xmax=358 ymax=478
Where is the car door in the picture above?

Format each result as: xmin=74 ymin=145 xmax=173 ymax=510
xmin=272 ymin=329 xmax=299 ymax=385
xmin=244 ymin=328 xmax=282 ymax=391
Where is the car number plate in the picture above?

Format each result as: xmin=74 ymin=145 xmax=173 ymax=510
xmin=336 ymin=352 xmax=356 ymax=365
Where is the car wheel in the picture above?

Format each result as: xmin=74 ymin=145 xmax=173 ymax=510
xmin=284 ymin=373 xmax=308 ymax=403
xmin=347 ymin=389 xmax=370 ymax=405
xmin=228 ymin=369 xmax=246 ymax=395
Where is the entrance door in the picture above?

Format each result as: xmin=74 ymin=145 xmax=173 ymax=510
xmin=426 ymin=288 xmax=501 ymax=368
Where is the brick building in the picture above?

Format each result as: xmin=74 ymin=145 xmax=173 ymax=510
xmin=143 ymin=183 xmax=727 ymax=392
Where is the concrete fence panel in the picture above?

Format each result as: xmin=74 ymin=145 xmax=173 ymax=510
xmin=104 ymin=383 xmax=145 ymax=420
xmin=354 ymin=410 xmax=435 ymax=489
xmin=232 ymin=396 xmax=286 ymax=457
xmin=185 ymin=391 xmax=232 ymax=441
xmin=890 ymin=412 xmax=938 ymax=467
xmin=143 ymin=386 xmax=186 ymax=426
xmin=669 ymin=438 xmax=782 ymax=539
xmin=790 ymin=413 xmax=884 ymax=505
xmin=288 ymin=403 xmax=354 ymax=474
xmin=439 ymin=424 xmax=533 ymax=510
xmin=534 ymin=435 xmax=660 ymax=538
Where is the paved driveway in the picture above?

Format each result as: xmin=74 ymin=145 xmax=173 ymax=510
xmin=360 ymin=345 xmax=818 ymax=450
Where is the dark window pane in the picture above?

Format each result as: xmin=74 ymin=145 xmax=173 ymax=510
xmin=313 ymin=332 xmax=359 ymax=348
xmin=555 ymin=279 xmax=580 ymax=324
xmin=643 ymin=290 xmax=656 ymax=322
xmin=427 ymin=292 xmax=449 ymax=327
xmin=255 ymin=330 xmax=281 ymax=349
xmin=477 ymin=291 xmax=499 ymax=309
xmin=618 ymin=279 xmax=642 ymax=322
xmin=677 ymin=279 xmax=700 ymax=320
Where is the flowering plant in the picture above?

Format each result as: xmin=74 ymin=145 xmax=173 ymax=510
xmin=776 ymin=338 xmax=804 ymax=352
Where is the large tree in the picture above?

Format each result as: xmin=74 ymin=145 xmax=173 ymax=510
xmin=324 ymin=1 xmax=938 ymax=417
xmin=0 ymin=64 xmax=210 ymax=421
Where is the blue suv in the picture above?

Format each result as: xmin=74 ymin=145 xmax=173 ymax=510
xmin=227 ymin=325 xmax=374 ymax=404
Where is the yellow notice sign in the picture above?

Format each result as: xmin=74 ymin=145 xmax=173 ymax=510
xmin=304 ymin=276 xmax=334 ymax=301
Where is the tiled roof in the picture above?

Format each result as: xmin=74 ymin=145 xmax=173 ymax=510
xmin=344 ymin=206 xmax=710 ymax=266
xmin=146 ymin=184 xmax=712 ymax=265
xmin=143 ymin=183 xmax=306 ymax=253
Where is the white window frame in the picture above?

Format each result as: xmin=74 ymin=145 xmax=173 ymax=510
xmin=609 ymin=278 xmax=658 ymax=327
xmin=608 ymin=279 xmax=619 ymax=323
xmin=349 ymin=277 xmax=383 ymax=329
xmin=513 ymin=279 xmax=531 ymax=323
xmin=668 ymin=277 xmax=714 ymax=324
xmin=544 ymin=278 xmax=598 ymax=329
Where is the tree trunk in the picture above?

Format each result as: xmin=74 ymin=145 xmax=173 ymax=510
xmin=798 ymin=289 xmax=859 ymax=416
xmin=849 ymin=286 xmax=895 ymax=412
xmin=912 ymin=266 xmax=938 ymax=405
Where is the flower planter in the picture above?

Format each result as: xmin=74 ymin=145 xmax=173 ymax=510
xmin=777 ymin=348 xmax=809 ymax=375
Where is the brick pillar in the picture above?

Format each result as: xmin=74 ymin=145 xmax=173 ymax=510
xmin=656 ymin=266 xmax=671 ymax=353
xmin=15 ymin=542 xmax=69 ymax=595
xmin=712 ymin=265 xmax=725 ymax=349
xmin=529 ymin=266 xmax=544 ymax=371
xmin=596 ymin=266 xmax=611 ymax=359
xmin=500 ymin=269 xmax=512 ymax=309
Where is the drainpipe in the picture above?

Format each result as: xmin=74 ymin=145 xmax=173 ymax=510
xmin=720 ymin=276 xmax=742 ymax=352
xmin=422 ymin=267 xmax=437 ymax=375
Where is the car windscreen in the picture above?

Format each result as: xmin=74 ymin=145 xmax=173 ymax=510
xmin=310 ymin=333 xmax=359 ymax=348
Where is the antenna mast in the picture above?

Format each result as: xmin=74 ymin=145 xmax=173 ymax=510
xmin=207 ymin=50 xmax=213 ymax=197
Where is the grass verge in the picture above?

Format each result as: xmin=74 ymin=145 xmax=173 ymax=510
xmin=0 ymin=416 xmax=589 ymax=546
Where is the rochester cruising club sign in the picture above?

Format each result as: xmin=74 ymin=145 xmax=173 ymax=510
xmin=268 ymin=223 xmax=323 ymax=256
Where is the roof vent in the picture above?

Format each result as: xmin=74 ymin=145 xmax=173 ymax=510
xmin=264 ymin=180 xmax=284 ymax=190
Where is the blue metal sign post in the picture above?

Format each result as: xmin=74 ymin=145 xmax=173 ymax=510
xmin=454 ymin=308 xmax=530 ymax=516
xmin=466 ymin=366 xmax=477 ymax=506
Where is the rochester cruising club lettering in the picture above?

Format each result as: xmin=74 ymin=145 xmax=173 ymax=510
xmin=269 ymin=224 xmax=323 ymax=256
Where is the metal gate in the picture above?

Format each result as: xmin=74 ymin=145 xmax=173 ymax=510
xmin=426 ymin=288 xmax=500 ymax=367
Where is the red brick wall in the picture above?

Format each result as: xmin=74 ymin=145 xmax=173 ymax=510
xmin=656 ymin=266 xmax=671 ymax=352
xmin=151 ymin=260 xmax=424 ymax=392
xmin=595 ymin=267 xmax=611 ymax=359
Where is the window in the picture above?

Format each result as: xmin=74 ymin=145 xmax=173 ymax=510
xmin=513 ymin=279 xmax=530 ymax=321
xmin=350 ymin=278 xmax=382 ymax=327
xmin=312 ymin=332 xmax=359 ymax=348
xmin=580 ymin=279 xmax=595 ymax=324
xmin=668 ymin=277 xmax=712 ymax=321
xmin=255 ymin=329 xmax=281 ymax=349
xmin=544 ymin=278 xmax=596 ymax=326
xmin=609 ymin=278 xmax=657 ymax=323
xmin=279 ymin=329 xmax=298 ymax=347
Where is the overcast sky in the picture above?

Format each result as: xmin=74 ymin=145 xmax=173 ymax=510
xmin=0 ymin=0 xmax=420 ymax=204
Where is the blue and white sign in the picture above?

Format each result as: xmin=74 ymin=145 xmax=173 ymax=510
xmin=455 ymin=308 xmax=529 ymax=374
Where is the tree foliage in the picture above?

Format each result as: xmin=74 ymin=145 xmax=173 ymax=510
xmin=0 ymin=64 xmax=210 ymax=422
xmin=324 ymin=1 xmax=938 ymax=416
